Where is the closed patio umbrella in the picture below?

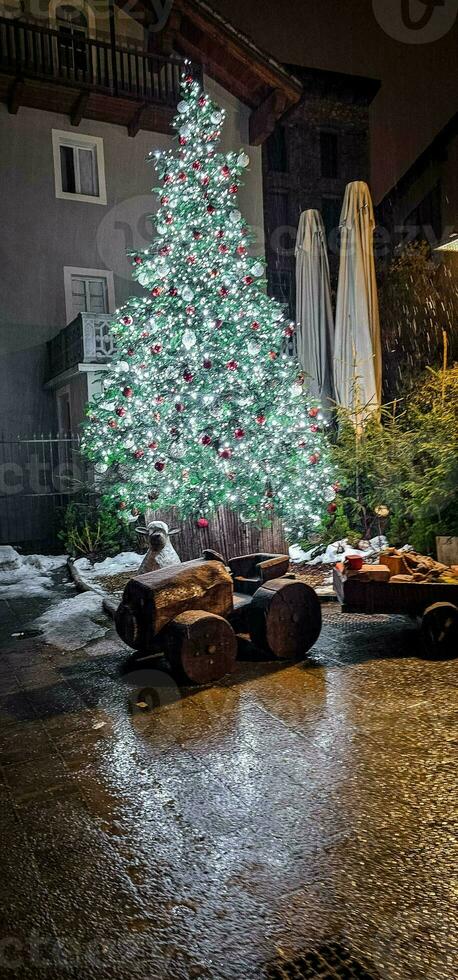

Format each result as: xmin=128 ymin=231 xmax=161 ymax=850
xmin=333 ymin=181 xmax=382 ymax=423
xmin=295 ymin=209 xmax=334 ymax=410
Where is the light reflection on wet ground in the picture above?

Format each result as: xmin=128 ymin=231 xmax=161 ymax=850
xmin=0 ymin=581 xmax=456 ymax=979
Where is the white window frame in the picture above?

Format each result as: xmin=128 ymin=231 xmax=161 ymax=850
xmin=64 ymin=266 xmax=115 ymax=323
xmin=52 ymin=129 xmax=107 ymax=204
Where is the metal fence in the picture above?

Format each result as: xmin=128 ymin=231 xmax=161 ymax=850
xmin=0 ymin=434 xmax=88 ymax=551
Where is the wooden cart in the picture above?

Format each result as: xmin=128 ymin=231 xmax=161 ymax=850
xmin=115 ymin=556 xmax=322 ymax=684
xmin=333 ymin=566 xmax=458 ymax=659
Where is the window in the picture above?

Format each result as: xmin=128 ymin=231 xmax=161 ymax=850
xmin=321 ymin=196 xmax=342 ymax=244
xmin=320 ymin=131 xmax=339 ymax=179
xmin=63 ymin=267 xmax=115 ymax=323
xmin=52 ymin=130 xmax=107 ymax=204
xmin=55 ymin=5 xmax=88 ymax=74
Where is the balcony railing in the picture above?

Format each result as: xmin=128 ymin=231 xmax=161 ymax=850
xmin=0 ymin=17 xmax=197 ymax=105
xmin=47 ymin=313 xmax=115 ymax=379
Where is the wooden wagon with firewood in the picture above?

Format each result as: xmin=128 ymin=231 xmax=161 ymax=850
xmin=333 ymin=550 xmax=458 ymax=659
xmin=115 ymin=552 xmax=322 ymax=684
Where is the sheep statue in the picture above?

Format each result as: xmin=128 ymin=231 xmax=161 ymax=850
xmin=137 ymin=521 xmax=182 ymax=574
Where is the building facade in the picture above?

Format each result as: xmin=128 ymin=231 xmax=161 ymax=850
xmin=262 ymin=66 xmax=380 ymax=314
xmin=0 ymin=0 xmax=302 ymax=437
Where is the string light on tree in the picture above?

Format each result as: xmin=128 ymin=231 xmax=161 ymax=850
xmin=81 ymin=66 xmax=335 ymax=538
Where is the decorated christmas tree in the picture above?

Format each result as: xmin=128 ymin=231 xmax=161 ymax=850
xmin=82 ymin=68 xmax=336 ymax=540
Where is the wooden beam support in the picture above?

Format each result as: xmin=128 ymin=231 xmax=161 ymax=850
xmin=249 ymin=89 xmax=288 ymax=146
xmin=151 ymin=8 xmax=182 ymax=55
xmin=127 ymin=102 xmax=148 ymax=138
xmin=70 ymin=90 xmax=89 ymax=126
xmin=8 ymin=78 xmax=24 ymax=115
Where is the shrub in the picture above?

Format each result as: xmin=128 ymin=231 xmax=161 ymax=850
xmin=58 ymin=500 xmax=138 ymax=562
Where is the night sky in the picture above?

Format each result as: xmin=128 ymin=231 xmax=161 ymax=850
xmin=211 ymin=0 xmax=458 ymax=203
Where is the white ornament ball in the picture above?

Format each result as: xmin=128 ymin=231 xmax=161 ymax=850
xmin=177 ymin=101 xmax=188 ymax=114
xmin=237 ymin=152 xmax=250 ymax=168
xmin=247 ymin=340 xmax=259 ymax=355
xmin=182 ymin=328 xmax=197 ymax=350
xmin=229 ymin=210 xmax=242 ymax=224
xmin=179 ymin=124 xmax=191 ymax=138
xmin=324 ymin=486 xmax=337 ymax=502
xmin=211 ymin=111 xmax=222 ymax=125
xmin=181 ymin=286 xmax=194 ymax=302
xmin=251 ymin=262 xmax=264 ymax=277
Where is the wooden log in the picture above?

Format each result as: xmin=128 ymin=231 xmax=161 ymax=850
xmin=161 ymin=610 xmax=237 ymax=685
xmin=248 ymin=578 xmax=322 ymax=660
xmin=115 ymin=559 xmax=233 ymax=651
xmin=421 ymin=602 xmax=458 ymax=660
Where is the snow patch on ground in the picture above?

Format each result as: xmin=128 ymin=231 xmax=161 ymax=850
xmin=289 ymin=535 xmax=389 ymax=566
xmin=74 ymin=552 xmax=140 ymax=592
xmin=0 ymin=546 xmax=67 ymax=598
xmin=32 ymin=592 xmax=109 ymax=650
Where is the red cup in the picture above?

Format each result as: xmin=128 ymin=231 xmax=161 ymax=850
xmin=347 ymin=555 xmax=363 ymax=571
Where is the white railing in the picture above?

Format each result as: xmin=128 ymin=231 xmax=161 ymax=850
xmin=81 ymin=313 xmax=116 ymax=361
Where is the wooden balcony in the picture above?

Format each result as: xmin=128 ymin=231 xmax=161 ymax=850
xmin=47 ymin=313 xmax=116 ymax=381
xmin=0 ymin=17 xmax=201 ymax=135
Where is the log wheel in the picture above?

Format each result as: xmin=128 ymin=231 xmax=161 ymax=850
xmin=248 ymin=578 xmax=322 ymax=660
xmin=421 ymin=602 xmax=458 ymax=659
xmin=161 ymin=610 xmax=237 ymax=685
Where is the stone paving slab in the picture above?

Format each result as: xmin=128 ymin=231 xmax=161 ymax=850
xmin=0 ymin=587 xmax=456 ymax=979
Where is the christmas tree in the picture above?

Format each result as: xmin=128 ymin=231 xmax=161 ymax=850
xmin=82 ymin=68 xmax=336 ymax=540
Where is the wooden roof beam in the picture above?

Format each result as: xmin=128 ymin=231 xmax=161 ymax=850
xmin=70 ymin=90 xmax=89 ymax=126
xmin=249 ymin=88 xmax=288 ymax=146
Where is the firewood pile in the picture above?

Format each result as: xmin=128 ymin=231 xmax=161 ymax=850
xmin=380 ymin=548 xmax=458 ymax=584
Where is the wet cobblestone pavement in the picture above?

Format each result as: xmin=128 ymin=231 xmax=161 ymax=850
xmin=0 ymin=574 xmax=456 ymax=979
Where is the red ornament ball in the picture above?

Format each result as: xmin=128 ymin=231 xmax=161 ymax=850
xmin=256 ymin=414 xmax=266 ymax=425
xmin=178 ymin=171 xmax=187 ymax=182
xmin=148 ymin=441 xmax=158 ymax=450
xmin=218 ymin=244 xmax=228 ymax=254
xmin=175 ymin=402 xmax=185 ymax=412
xmin=118 ymin=501 xmax=127 ymax=511
xmin=163 ymin=174 xmax=172 ymax=184
xmin=169 ymin=287 xmax=178 ymax=296
xmin=251 ymin=321 xmax=260 ymax=331
xmin=219 ymin=448 xmax=232 ymax=460
xmin=229 ymin=184 xmax=238 ymax=194
xmin=327 ymin=502 xmax=337 ymax=514
xmin=159 ymin=246 xmax=170 ymax=257
xmin=151 ymin=344 xmax=162 ymax=354
xmin=123 ymin=387 xmax=133 ymax=398
xmin=179 ymin=136 xmax=187 ymax=146
xmin=108 ymin=420 xmax=117 ymax=429
xmin=243 ymin=275 xmax=253 ymax=285
xmin=141 ymin=331 xmax=150 ymax=339
xmin=234 ymin=428 xmax=245 ymax=439
xmin=151 ymin=285 xmax=163 ymax=296
xmin=332 ymin=482 xmax=341 ymax=493
xmin=284 ymin=325 xmax=295 ymax=337
xmin=134 ymin=449 xmax=144 ymax=459
xmin=207 ymin=204 xmax=216 ymax=214
xmin=268 ymin=351 xmax=278 ymax=360
xmin=185 ymin=305 xmax=196 ymax=315
xmin=187 ymin=255 xmax=196 ymax=265
xmin=193 ymin=229 xmax=202 ymax=240
xmin=192 ymin=160 xmax=201 ymax=171
xmin=309 ymin=407 xmax=319 ymax=418
xmin=221 ymin=164 xmax=230 ymax=177
xmin=219 ymin=287 xmax=229 ymax=297
xmin=226 ymin=359 xmax=238 ymax=371
xmin=165 ymin=215 xmax=173 ymax=225
xmin=185 ymin=74 xmax=193 ymax=84
xmin=133 ymin=256 xmax=142 ymax=265
xmin=202 ymin=358 xmax=212 ymax=369
xmin=183 ymin=370 xmax=193 ymax=383
xmin=127 ymin=348 xmax=134 ymax=356
xmin=201 ymin=176 xmax=210 ymax=187
xmin=309 ymin=453 xmax=319 ymax=465
xmin=214 ymin=318 xmax=223 ymax=329
xmin=161 ymin=195 xmax=169 ymax=205
xmin=197 ymin=517 xmax=209 ymax=528
xmin=115 ymin=406 xmax=126 ymax=417
xmin=310 ymin=424 xmax=319 ymax=433
xmin=201 ymin=434 xmax=212 ymax=446
xmin=198 ymin=95 xmax=207 ymax=107
xmin=121 ymin=315 xmax=133 ymax=326
xmin=154 ymin=460 xmax=166 ymax=472
xmin=236 ymin=245 xmax=247 ymax=256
